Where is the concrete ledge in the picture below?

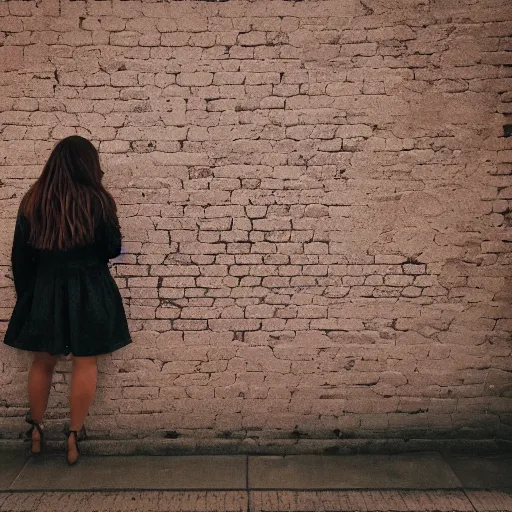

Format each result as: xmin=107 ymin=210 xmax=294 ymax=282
xmin=0 ymin=438 xmax=507 ymax=456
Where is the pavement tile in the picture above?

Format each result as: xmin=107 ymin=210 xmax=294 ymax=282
xmin=398 ymin=490 xmax=473 ymax=512
xmin=248 ymin=452 xmax=462 ymax=489
xmin=248 ymin=490 xmax=474 ymax=512
xmin=1 ymin=490 xmax=510 ymax=512
xmin=10 ymin=455 xmax=246 ymax=491
xmin=0 ymin=493 xmax=41 ymax=512
xmin=467 ymin=490 xmax=512 ymax=512
xmin=0 ymin=452 xmax=28 ymax=491
xmin=377 ymin=490 xmax=410 ymax=512
xmin=204 ymin=490 xmax=248 ymax=512
xmin=445 ymin=456 xmax=512 ymax=490
xmin=0 ymin=492 xmax=248 ymax=512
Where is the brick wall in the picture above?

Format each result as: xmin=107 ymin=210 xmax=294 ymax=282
xmin=1 ymin=0 xmax=511 ymax=444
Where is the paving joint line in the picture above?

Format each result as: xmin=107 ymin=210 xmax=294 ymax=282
xmin=463 ymin=488 xmax=481 ymax=512
xmin=246 ymin=455 xmax=250 ymax=512
xmin=0 ymin=487 xmax=489 ymax=493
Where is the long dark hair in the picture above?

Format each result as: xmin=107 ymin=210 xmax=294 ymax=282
xmin=20 ymin=135 xmax=118 ymax=251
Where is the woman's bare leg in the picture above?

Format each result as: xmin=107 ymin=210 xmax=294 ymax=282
xmin=28 ymin=352 xmax=59 ymax=451
xmin=68 ymin=356 xmax=97 ymax=462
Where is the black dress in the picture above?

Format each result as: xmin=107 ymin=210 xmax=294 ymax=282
xmin=4 ymin=212 xmax=132 ymax=357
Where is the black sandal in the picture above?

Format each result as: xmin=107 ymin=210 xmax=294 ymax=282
xmin=25 ymin=412 xmax=45 ymax=456
xmin=64 ymin=424 xmax=87 ymax=466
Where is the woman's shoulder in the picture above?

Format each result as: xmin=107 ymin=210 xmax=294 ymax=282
xmin=15 ymin=209 xmax=30 ymax=234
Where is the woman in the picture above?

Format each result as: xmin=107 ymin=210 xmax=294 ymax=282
xmin=4 ymin=135 xmax=131 ymax=465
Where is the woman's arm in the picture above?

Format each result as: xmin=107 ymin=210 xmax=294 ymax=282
xmin=11 ymin=213 xmax=35 ymax=296
xmin=97 ymin=215 xmax=122 ymax=261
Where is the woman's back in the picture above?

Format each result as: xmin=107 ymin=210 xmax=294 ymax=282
xmin=5 ymin=136 xmax=131 ymax=357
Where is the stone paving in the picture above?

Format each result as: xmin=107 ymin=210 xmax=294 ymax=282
xmin=1 ymin=490 xmax=512 ymax=512
xmin=0 ymin=451 xmax=510 ymax=511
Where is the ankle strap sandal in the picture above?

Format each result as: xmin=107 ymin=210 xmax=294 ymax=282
xmin=25 ymin=412 xmax=45 ymax=455
xmin=64 ymin=424 xmax=87 ymax=466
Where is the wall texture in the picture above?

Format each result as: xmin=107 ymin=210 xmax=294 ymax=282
xmin=0 ymin=0 xmax=511 ymax=446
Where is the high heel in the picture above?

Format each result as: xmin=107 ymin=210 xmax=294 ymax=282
xmin=25 ymin=412 xmax=45 ymax=456
xmin=64 ymin=424 xmax=87 ymax=466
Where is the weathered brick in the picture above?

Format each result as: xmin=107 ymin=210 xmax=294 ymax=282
xmin=0 ymin=0 xmax=508 ymax=444
xmin=176 ymin=72 xmax=213 ymax=87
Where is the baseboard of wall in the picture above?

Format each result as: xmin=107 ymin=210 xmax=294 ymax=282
xmin=0 ymin=437 xmax=509 ymax=456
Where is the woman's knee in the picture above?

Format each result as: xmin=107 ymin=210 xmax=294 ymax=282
xmin=33 ymin=352 xmax=59 ymax=369
xmin=72 ymin=355 xmax=98 ymax=369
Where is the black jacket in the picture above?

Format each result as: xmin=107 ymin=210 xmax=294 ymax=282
xmin=4 ymin=213 xmax=131 ymax=357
